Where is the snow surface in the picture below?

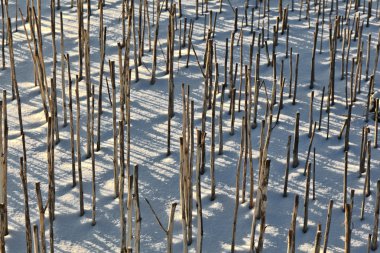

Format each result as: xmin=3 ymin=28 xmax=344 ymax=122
xmin=0 ymin=0 xmax=380 ymax=252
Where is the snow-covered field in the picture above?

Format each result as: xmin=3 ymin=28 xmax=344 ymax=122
xmin=1 ymin=0 xmax=380 ymax=252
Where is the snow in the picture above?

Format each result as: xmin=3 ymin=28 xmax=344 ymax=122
xmin=0 ymin=0 xmax=379 ymax=252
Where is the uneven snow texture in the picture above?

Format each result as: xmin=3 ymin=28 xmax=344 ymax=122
xmin=1 ymin=0 xmax=380 ymax=252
